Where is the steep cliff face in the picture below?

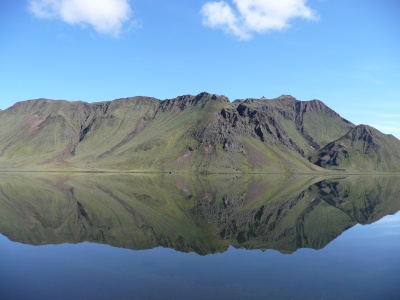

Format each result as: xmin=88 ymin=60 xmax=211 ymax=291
xmin=0 ymin=93 xmax=398 ymax=173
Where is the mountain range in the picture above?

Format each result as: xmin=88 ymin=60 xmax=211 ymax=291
xmin=0 ymin=92 xmax=399 ymax=173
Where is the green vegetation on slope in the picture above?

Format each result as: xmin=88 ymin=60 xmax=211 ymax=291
xmin=311 ymin=125 xmax=400 ymax=173
xmin=0 ymin=93 xmax=399 ymax=173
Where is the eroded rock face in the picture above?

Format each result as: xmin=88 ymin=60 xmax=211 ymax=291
xmin=187 ymin=94 xmax=355 ymax=171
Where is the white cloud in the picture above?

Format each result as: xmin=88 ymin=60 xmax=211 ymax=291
xmin=201 ymin=2 xmax=250 ymax=40
xmin=201 ymin=0 xmax=318 ymax=40
xmin=28 ymin=0 xmax=132 ymax=37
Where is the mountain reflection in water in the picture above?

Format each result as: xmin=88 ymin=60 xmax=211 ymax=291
xmin=0 ymin=173 xmax=399 ymax=255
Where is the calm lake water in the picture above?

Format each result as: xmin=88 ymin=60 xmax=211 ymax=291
xmin=0 ymin=173 xmax=399 ymax=299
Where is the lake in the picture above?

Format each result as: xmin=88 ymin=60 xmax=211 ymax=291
xmin=0 ymin=173 xmax=399 ymax=299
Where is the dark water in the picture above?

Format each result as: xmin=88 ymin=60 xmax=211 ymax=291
xmin=0 ymin=173 xmax=399 ymax=299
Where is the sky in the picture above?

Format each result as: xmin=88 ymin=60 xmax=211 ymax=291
xmin=1 ymin=0 xmax=399 ymax=138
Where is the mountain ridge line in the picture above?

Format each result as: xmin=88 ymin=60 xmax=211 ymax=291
xmin=0 ymin=92 xmax=399 ymax=173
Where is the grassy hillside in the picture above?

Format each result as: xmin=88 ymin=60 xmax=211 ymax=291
xmin=311 ymin=125 xmax=400 ymax=173
xmin=0 ymin=93 xmax=398 ymax=173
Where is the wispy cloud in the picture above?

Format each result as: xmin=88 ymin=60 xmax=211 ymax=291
xmin=28 ymin=0 xmax=132 ymax=37
xmin=201 ymin=0 xmax=318 ymax=40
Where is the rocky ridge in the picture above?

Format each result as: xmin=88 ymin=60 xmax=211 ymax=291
xmin=0 ymin=92 xmax=399 ymax=173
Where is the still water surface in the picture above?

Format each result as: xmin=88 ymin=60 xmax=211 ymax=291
xmin=0 ymin=173 xmax=399 ymax=299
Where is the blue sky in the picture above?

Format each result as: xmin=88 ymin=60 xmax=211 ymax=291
xmin=1 ymin=0 xmax=399 ymax=138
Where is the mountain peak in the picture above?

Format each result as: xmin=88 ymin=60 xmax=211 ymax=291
xmin=275 ymin=95 xmax=297 ymax=101
xmin=346 ymin=124 xmax=379 ymax=142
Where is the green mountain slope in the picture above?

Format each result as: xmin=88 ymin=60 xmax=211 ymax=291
xmin=311 ymin=125 xmax=400 ymax=173
xmin=0 ymin=93 xmax=398 ymax=173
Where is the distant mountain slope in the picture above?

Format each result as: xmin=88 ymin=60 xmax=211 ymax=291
xmin=0 ymin=92 xmax=399 ymax=173
xmin=311 ymin=125 xmax=400 ymax=173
